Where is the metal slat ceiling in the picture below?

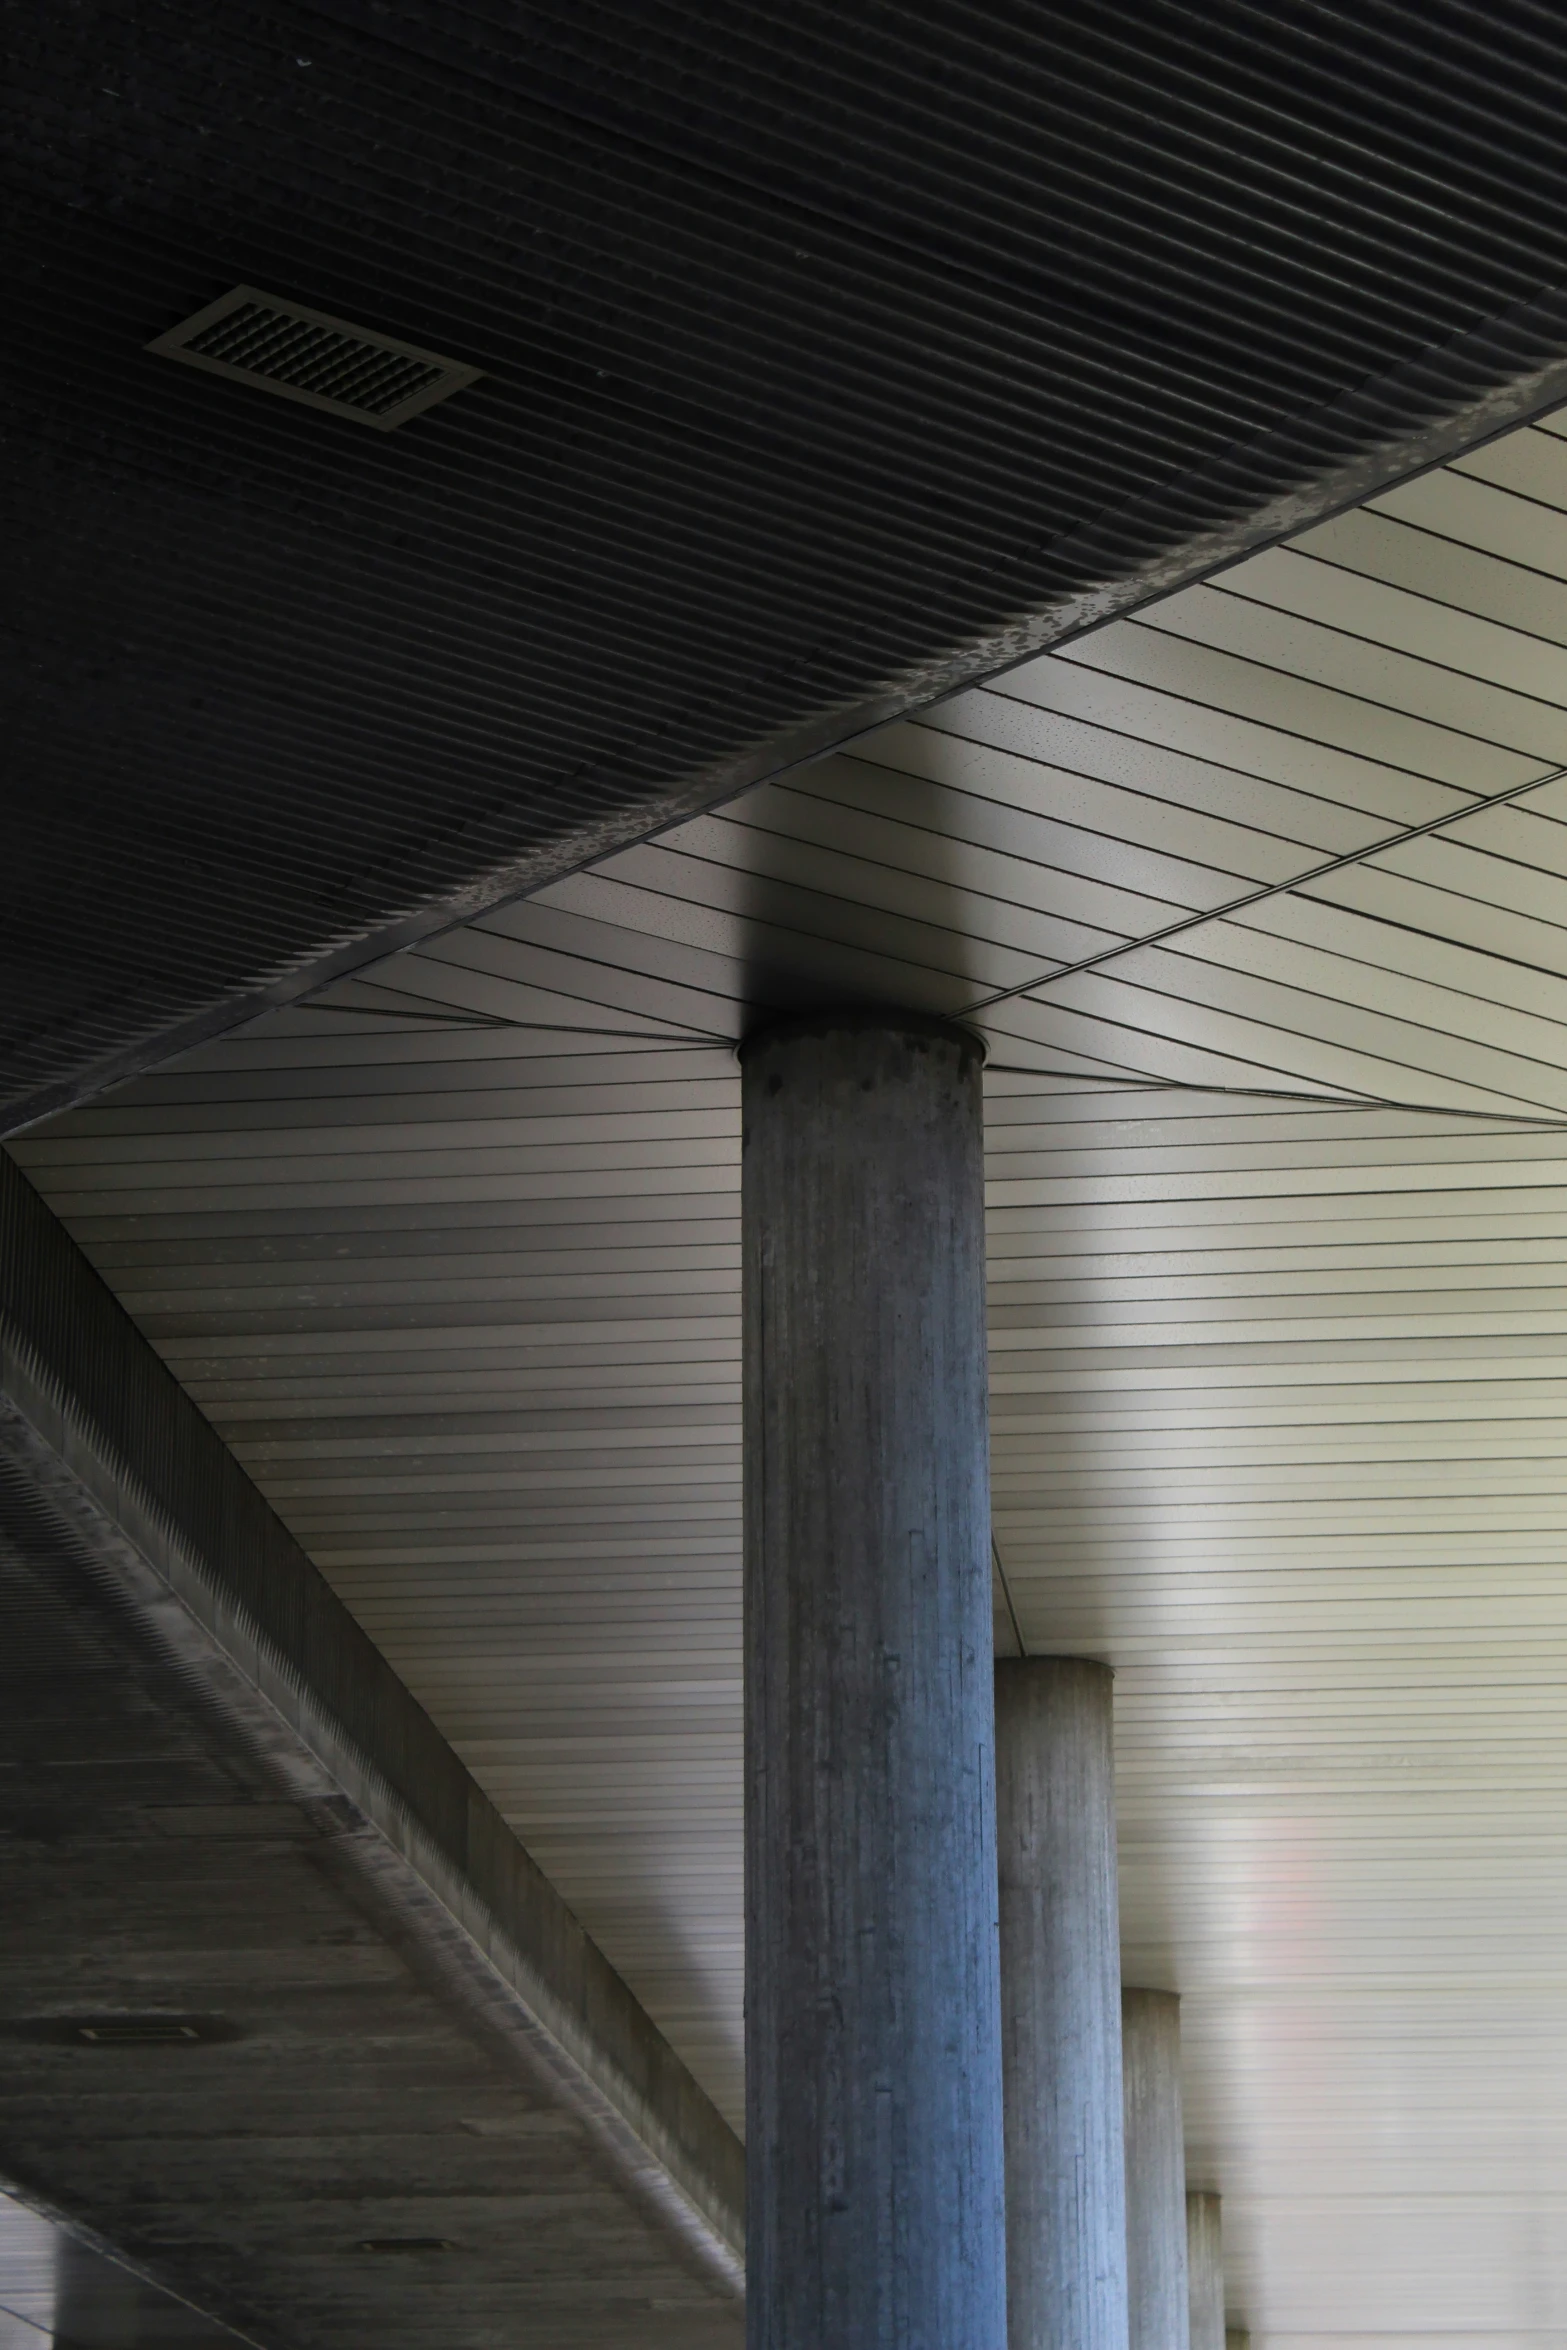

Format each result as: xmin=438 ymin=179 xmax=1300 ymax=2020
xmin=19 ymin=401 xmax=1567 ymax=2341
xmin=0 ymin=2185 xmax=255 ymax=2350
xmin=24 ymin=2 xmax=1567 ymax=1129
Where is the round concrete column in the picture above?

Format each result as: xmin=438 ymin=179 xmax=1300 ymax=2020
xmin=742 ymin=1012 xmax=1006 ymax=2350
xmin=1187 ymin=2191 xmax=1224 ymax=2350
xmin=1123 ymin=1988 xmax=1188 ymax=2350
xmin=996 ymin=1657 xmax=1128 ymax=2350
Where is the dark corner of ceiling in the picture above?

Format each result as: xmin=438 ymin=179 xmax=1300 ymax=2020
xmin=7 ymin=0 xmax=1567 ymax=1132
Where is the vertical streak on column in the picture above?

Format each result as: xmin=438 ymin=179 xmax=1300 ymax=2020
xmin=996 ymin=1657 xmax=1129 ymax=2350
xmin=742 ymin=1012 xmax=1006 ymax=2350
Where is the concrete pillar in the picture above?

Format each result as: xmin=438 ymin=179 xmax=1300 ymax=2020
xmin=741 ymin=1011 xmax=1006 ymax=2350
xmin=1123 ymin=1989 xmax=1188 ymax=2350
xmin=996 ymin=1657 xmax=1128 ymax=2350
xmin=1187 ymin=2191 xmax=1224 ymax=2350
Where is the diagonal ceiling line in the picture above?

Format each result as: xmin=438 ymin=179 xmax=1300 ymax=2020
xmin=956 ymin=758 xmax=1567 ymax=1019
xmin=979 ymin=1067 xmax=1567 ymax=1127
xmin=300 ymin=1005 xmax=736 ymax=1045
xmin=990 ymin=1535 xmax=1027 ymax=1660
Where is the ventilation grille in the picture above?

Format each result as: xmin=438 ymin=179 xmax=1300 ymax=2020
xmin=9 ymin=2013 xmax=242 ymax=2046
xmin=76 ymin=2018 xmax=202 ymax=2045
xmin=148 ymin=288 xmax=481 ymax=429
xmin=355 ymin=2239 xmax=455 ymax=2255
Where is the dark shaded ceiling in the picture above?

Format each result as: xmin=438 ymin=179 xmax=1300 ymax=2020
xmin=9 ymin=0 xmax=1567 ymax=1129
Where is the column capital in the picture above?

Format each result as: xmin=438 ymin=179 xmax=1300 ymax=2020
xmin=737 ymin=1005 xmax=986 ymax=1065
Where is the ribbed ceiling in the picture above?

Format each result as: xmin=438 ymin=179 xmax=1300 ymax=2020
xmin=21 ymin=395 xmax=1567 ymax=2343
xmin=10 ymin=2 xmax=1567 ymax=1129
xmin=17 ymin=41 xmax=1567 ymax=2318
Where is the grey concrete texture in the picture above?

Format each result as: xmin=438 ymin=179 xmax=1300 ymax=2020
xmin=0 ymin=1150 xmax=743 ymax=2349
xmin=996 ymin=1658 xmax=1129 ymax=2350
xmin=741 ymin=1012 xmax=1006 ymax=2350
xmin=1187 ymin=2192 xmax=1225 ymax=2350
xmin=1123 ymin=1989 xmax=1189 ymax=2350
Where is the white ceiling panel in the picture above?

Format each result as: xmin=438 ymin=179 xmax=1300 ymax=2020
xmin=1056 ymin=620 xmax=1541 ymax=793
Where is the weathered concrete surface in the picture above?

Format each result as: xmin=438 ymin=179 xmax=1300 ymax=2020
xmin=741 ymin=1013 xmax=1006 ymax=2350
xmin=0 ymin=1150 xmax=743 ymax=2349
xmin=1187 ymin=2192 xmax=1224 ymax=2350
xmin=996 ymin=1658 xmax=1128 ymax=2350
xmin=1123 ymin=1990 xmax=1188 ymax=2350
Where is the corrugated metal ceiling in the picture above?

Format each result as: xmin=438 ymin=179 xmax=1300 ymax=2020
xmin=19 ymin=369 xmax=1567 ymax=2350
xmin=14 ymin=3 xmax=1567 ymax=1127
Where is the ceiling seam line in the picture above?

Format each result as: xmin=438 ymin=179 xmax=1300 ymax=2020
xmin=956 ymin=756 xmax=1567 ymax=1018
xmin=342 ymin=967 xmax=738 ymax=1043
xmin=990 ymin=1534 xmax=1028 ymax=1658
xmin=983 ymin=968 xmax=1567 ymax=1120
xmin=969 ymin=641 xmax=1535 ymax=773
xmin=1197 ymin=567 xmax=1567 ymax=705
xmin=1122 ymin=607 xmax=1567 ymax=743
xmin=980 ymin=1069 xmax=1567 ymax=1126
xmin=1271 ymin=538 xmax=1567 ymax=656
xmin=299 ymin=1009 xmax=735 ymax=1045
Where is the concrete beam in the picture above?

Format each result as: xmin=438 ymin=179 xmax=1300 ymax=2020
xmin=0 ymin=1150 xmax=743 ymax=2346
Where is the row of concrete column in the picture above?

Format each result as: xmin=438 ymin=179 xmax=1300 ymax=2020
xmin=1001 ymin=1659 xmax=1237 ymax=2350
xmin=742 ymin=1013 xmax=1244 ymax=2348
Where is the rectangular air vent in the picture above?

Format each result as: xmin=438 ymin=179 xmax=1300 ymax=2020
xmin=355 ymin=2240 xmax=455 ymax=2255
xmin=148 ymin=287 xmax=482 ymax=429
xmin=76 ymin=2019 xmax=202 ymax=2044
xmin=8 ymin=2013 xmax=242 ymax=2046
